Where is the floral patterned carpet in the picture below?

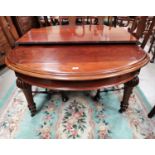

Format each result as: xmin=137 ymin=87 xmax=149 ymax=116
xmin=0 ymin=86 xmax=155 ymax=139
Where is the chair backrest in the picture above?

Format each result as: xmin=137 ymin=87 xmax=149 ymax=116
xmin=12 ymin=16 xmax=40 ymax=36
xmin=0 ymin=16 xmax=19 ymax=47
xmin=38 ymin=16 xmax=115 ymax=27
xmin=128 ymin=16 xmax=148 ymax=39
xmin=127 ymin=16 xmax=155 ymax=49
xmin=58 ymin=16 xmax=69 ymax=25
xmin=60 ymin=16 xmax=110 ymax=26
xmin=88 ymin=16 xmax=114 ymax=27
xmin=141 ymin=17 xmax=155 ymax=49
xmin=116 ymin=16 xmax=135 ymax=27
xmin=97 ymin=16 xmax=105 ymax=25
xmin=37 ymin=16 xmax=51 ymax=27
xmin=68 ymin=17 xmax=76 ymax=25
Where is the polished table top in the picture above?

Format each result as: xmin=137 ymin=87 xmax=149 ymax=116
xmin=6 ymin=45 xmax=149 ymax=81
xmin=16 ymin=25 xmax=137 ymax=45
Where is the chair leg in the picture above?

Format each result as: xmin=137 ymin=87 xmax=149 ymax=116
xmin=148 ymin=35 xmax=155 ymax=53
xmin=93 ymin=89 xmax=101 ymax=101
xmin=148 ymin=41 xmax=153 ymax=53
xmin=150 ymin=48 xmax=155 ymax=63
xmin=148 ymin=106 xmax=155 ymax=118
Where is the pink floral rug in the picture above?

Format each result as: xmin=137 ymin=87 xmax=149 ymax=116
xmin=0 ymin=87 xmax=155 ymax=139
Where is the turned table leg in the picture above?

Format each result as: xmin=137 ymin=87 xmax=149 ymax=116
xmin=119 ymin=76 xmax=139 ymax=113
xmin=16 ymin=78 xmax=37 ymax=116
xmin=148 ymin=106 xmax=155 ymax=118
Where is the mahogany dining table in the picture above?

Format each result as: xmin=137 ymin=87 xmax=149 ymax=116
xmin=5 ymin=25 xmax=149 ymax=116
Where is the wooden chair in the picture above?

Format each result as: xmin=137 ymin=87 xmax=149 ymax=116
xmin=93 ymin=16 xmax=105 ymax=25
xmin=103 ymin=16 xmax=116 ymax=27
xmin=128 ymin=16 xmax=148 ymax=40
xmin=144 ymin=18 xmax=155 ymax=118
xmin=75 ymin=16 xmax=87 ymax=25
xmin=0 ymin=16 xmax=19 ymax=47
xmin=0 ymin=26 xmax=12 ymax=66
xmin=141 ymin=17 xmax=155 ymax=49
xmin=148 ymin=30 xmax=155 ymax=62
xmin=68 ymin=17 xmax=76 ymax=25
xmin=0 ymin=16 xmax=19 ymax=66
xmin=59 ymin=16 xmax=103 ymax=26
xmin=51 ymin=16 xmax=84 ymax=26
xmin=127 ymin=16 xmax=155 ymax=50
xmin=147 ymin=34 xmax=155 ymax=118
xmin=11 ymin=16 xmax=40 ymax=36
xmin=38 ymin=16 xmax=60 ymax=27
xmin=69 ymin=16 xmax=109 ymax=26
xmin=116 ymin=16 xmax=136 ymax=27
xmin=58 ymin=16 xmax=69 ymax=25
xmin=37 ymin=16 xmax=48 ymax=27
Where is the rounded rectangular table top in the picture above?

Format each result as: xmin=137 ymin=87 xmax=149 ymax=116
xmin=16 ymin=25 xmax=137 ymax=45
xmin=6 ymin=45 xmax=149 ymax=81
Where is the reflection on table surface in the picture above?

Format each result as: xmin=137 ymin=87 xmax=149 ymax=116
xmin=17 ymin=25 xmax=137 ymax=44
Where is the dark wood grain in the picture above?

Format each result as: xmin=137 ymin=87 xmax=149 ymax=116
xmin=16 ymin=25 xmax=137 ymax=45
xmin=12 ymin=16 xmax=40 ymax=36
xmin=0 ymin=27 xmax=12 ymax=65
xmin=0 ymin=16 xmax=19 ymax=47
xmin=6 ymin=45 xmax=149 ymax=81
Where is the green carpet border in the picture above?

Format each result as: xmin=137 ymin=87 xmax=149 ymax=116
xmin=0 ymin=81 xmax=16 ymax=109
xmin=136 ymin=86 xmax=152 ymax=111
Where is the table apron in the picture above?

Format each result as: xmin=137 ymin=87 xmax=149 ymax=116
xmin=15 ymin=70 xmax=139 ymax=91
